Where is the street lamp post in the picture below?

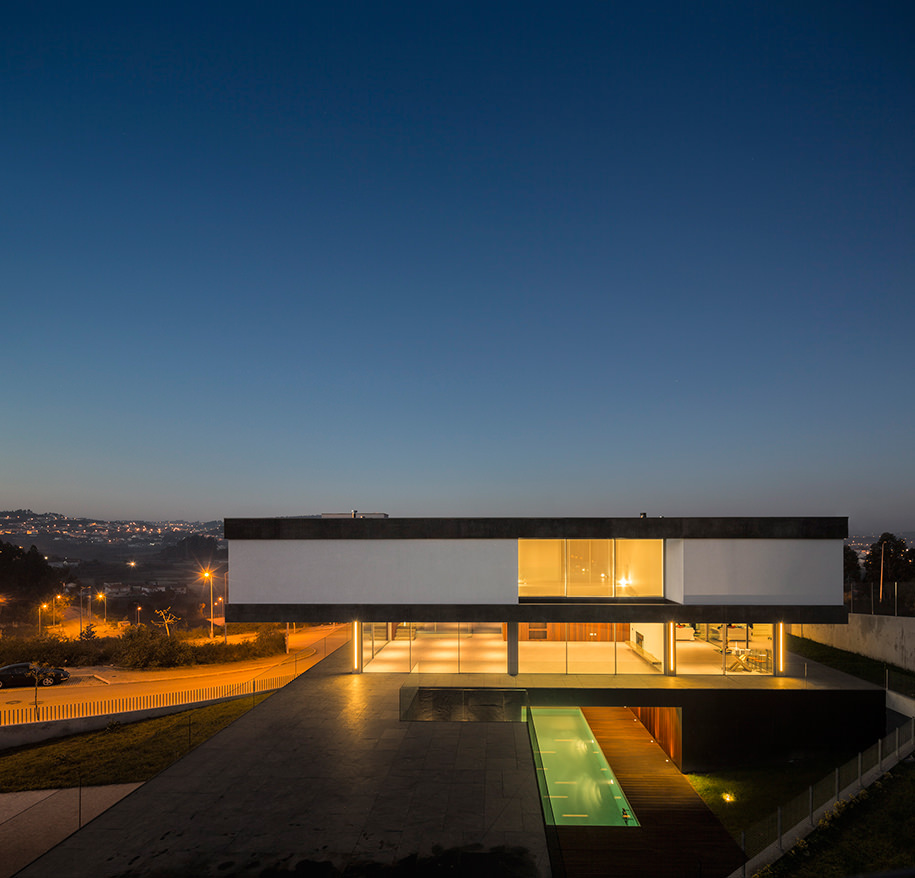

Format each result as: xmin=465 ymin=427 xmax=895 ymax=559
xmin=97 ymin=592 xmax=107 ymax=625
xmin=203 ymin=569 xmax=214 ymax=639
xmin=136 ymin=605 xmax=141 ymax=625
xmin=39 ymin=603 xmax=48 ymax=635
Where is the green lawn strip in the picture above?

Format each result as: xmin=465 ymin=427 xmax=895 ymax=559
xmin=787 ymin=633 xmax=915 ymax=690
xmin=0 ymin=693 xmax=271 ymax=792
xmin=686 ymin=636 xmax=914 ymax=837
xmin=755 ymin=760 xmax=915 ymax=878
xmin=687 ymin=750 xmax=853 ymax=838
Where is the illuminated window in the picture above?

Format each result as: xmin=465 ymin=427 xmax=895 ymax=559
xmin=518 ymin=539 xmax=663 ymax=599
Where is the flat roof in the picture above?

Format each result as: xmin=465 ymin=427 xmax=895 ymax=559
xmin=225 ymin=515 xmax=848 ymax=541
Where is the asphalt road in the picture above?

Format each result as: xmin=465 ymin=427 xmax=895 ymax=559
xmin=0 ymin=623 xmax=347 ymax=712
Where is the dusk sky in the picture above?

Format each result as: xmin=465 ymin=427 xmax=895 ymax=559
xmin=3 ymin=2 xmax=913 ymax=533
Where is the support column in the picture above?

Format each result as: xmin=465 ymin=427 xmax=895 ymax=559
xmin=507 ymin=621 xmax=519 ymax=676
xmin=352 ymin=621 xmax=363 ymax=673
xmin=774 ymin=621 xmax=785 ymax=676
xmin=664 ymin=621 xmax=677 ymax=675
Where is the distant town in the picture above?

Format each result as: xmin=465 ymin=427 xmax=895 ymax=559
xmin=4 ymin=508 xmax=909 ymax=564
xmin=0 ymin=509 xmax=223 ymax=561
xmin=0 ymin=510 xmax=227 ymax=631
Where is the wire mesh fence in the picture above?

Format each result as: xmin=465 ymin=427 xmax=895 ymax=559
xmin=741 ymin=716 xmax=914 ymax=860
xmin=845 ymin=581 xmax=915 ymax=617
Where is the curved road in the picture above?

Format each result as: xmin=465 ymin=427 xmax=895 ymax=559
xmin=0 ymin=624 xmax=348 ymax=713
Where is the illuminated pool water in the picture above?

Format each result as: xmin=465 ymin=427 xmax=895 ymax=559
xmin=528 ymin=707 xmax=639 ymax=827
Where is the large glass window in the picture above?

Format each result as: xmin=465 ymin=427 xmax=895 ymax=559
xmin=518 ymin=539 xmax=663 ymax=599
xmin=517 ymin=621 xmax=663 ymax=674
xmin=673 ymin=623 xmax=774 ymax=675
xmin=362 ymin=622 xmax=508 ymax=673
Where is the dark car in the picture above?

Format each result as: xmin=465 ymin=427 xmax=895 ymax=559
xmin=0 ymin=662 xmax=70 ymax=688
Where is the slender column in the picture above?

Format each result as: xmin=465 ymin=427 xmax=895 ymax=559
xmin=664 ymin=621 xmax=676 ymax=675
xmin=506 ymin=621 xmax=519 ymax=676
xmin=352 ymin=621 xmax=363 ymax=673
xmin=773 ymin=622 xmax=785 ymax=676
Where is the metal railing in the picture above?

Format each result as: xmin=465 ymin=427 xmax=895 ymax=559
xmin=845 ymin=581 xmax=915 ymax=617
xmin=1 ymin=626 xmax=351 ymax=728
xmin=736 ymin=717 xmax=915 ymax=874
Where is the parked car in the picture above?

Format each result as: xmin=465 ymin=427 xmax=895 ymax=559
xmin=0 ymin=663 xmax=71 ymax=688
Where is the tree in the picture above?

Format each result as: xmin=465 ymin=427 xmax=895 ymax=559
xmin=844 ymin=545 xmax=862 ymax=584
xmin=0 ymin=541 xmax=60 ymax=597
xmin=862 ymin=533 xmax=914 ymax=585
xmin=153 ymin=607 xmax=180 ymax=637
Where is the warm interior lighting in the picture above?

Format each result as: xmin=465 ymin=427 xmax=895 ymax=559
xmin=667 ymin=622 xmax=676 ymax=674
xmin=352 ymin=621 xmax=361 ymax=671
xmin=518 ymin=539 xmax=663 ymax=598
xmin=777 ymin=621 xmax=785 ymax=673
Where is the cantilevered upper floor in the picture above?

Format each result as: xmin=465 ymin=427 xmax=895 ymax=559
xmin=225 ymin=516 xmax=848 ymax=624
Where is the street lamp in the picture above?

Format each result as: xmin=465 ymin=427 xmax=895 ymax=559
xmin=97 ymin=592 xmax=107 ymax=625
xmin=38 ymin=603 xmax=48 ymax=635
xmin=202 ymin=569 xmax=214 ymax=639
xmin=53 ymin=593 xmax=62 ymax=627
xmin=136 ymin=604 xmax=141 ymax=625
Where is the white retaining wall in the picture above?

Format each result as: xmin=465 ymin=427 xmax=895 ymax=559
xmin=790 ymin=615 xmax=915 ymax=673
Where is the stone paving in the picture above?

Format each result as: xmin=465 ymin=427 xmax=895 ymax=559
xmin=0 ymin=784 xmax=140 ymax=878
xmin=16 ymin=645 xmax=550 ymax=877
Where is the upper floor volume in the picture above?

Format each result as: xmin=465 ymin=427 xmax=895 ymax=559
xmin=224 ymin=516 xmax=847 ymax=623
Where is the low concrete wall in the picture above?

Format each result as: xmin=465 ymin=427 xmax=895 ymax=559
xmin=790 ymin=614 xmax=915 ymax=673
xmin=0 ymin=693 xmax=255 ymax=752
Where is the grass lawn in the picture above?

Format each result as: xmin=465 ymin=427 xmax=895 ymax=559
xmin=755 ymin=759 xmax=915 ymax=877
xmin=786 ymin=633 xmax=903 ymax=687
xmin=0 ymin=693 xmax=271 ymax=792
xmin=687 ymin=749 xmax=855 ymax=838
xmin=684 ymin=635 xmax=915 ymax=876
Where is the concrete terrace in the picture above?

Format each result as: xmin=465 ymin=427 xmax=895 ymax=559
xmin=17 ymin=644 xmax=551 ymax=877
xmin=15 ymin=644 xmax=882 ymax=877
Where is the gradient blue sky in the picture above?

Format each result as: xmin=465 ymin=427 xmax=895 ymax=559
xmin=3 ymin=2 xmax=913 ymax=532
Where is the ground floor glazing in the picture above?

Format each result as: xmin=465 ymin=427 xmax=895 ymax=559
xmin=358 ymin=620 xmax=779 ymax=675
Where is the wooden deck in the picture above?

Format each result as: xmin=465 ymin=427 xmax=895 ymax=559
xmin=549 ymin=707 xmax=746 ymax=878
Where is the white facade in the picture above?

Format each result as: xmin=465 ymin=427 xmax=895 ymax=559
xmin=229 ymin=536 xmax=843 ymax=607
xmin=229 ymin=539 xmax=517 ymax=605
xmin=680 ymin=539 xmax=843 ymax=605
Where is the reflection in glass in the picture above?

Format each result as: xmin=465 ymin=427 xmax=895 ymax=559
xmin=519 ymin=539 xmax=663 ymax=598
xmin=675 ymin=623 xmax=774 ymax=675
xmin=517 ymin=621 xmax=662 ymax=675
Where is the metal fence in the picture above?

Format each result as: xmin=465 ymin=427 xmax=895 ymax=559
xmin=738 ymin=717 xmax=915 ymax=870
xmin=0 ymin=626 xmax=351 ymax=728
xmin=845 ymin=581 xmax=915 ymax=617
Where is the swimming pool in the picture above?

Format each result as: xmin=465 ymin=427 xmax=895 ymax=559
xmin=528 ymin=707 xmax=639 ymax=827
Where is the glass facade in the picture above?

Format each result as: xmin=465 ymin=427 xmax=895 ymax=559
xmin=672 ymin=623 xmax=774 ymax=675
xmin=517 ymin=621 xmax=664 ymax=674
xmin=362 ymin=621 xmax=509 ymax=673
xmin=361 ymin=619 xmax=775 ymax=676
xmin=518 ymin=539 xmax=663 ymax=598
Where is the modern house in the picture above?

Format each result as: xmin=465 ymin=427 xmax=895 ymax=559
xmin=225 ymin=515 xmax=883 ymax=770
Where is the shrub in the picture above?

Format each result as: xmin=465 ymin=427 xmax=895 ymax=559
xmin=0 ymin=624 xmax=288 ymax=669
xmin=114 ymin=625 xmax=195 ymax=668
